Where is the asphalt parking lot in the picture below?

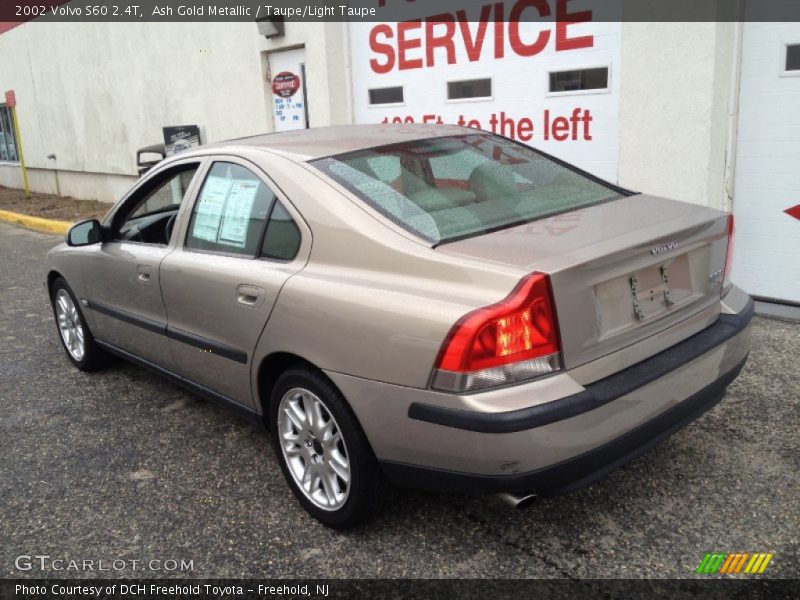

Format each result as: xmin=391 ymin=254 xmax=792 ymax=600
xmin=0 ymin=221 xmax=798 ymax=579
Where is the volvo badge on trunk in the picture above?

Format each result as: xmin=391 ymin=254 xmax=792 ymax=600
xmin=650 ymin=241 xmax=680 ymax=255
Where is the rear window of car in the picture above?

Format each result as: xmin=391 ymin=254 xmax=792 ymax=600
xmin=312 ymin=134 xmax=626 ymax=244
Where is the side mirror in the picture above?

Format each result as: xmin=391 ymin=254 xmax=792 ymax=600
xmin=67 ymin=219 xmax=103 ymax=246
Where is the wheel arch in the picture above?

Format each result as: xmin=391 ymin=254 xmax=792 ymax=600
xmin=46 ymin=270 xmax=63 ymax=297
xmin=256 ymin=351 xmax=320 ymax=425
xmin=255 ymin=351 xmax=375 ymax=448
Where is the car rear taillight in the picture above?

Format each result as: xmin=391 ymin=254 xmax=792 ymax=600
xmin=431 ymin=273 xmax=561 ymax=393
xmin=722 ymin=214 xmax=735 ymax=291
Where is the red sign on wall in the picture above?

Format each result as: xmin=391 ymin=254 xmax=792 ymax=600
xmin=271 ymin=72 xmax=300 ymax=98
xmin=4 ymin=89 xmax=15 ymax=108
xmin=368 ymin=0 xmax=595 ymax=74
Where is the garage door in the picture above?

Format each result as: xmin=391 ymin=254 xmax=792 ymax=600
xmin=348 ymin=11 xmax=621 ymax=183
xmin=732 ymin=22 xmax=800 ymax=304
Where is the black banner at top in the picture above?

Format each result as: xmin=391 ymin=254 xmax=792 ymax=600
xmin=1 ymin=0 xmax=800 ymax=23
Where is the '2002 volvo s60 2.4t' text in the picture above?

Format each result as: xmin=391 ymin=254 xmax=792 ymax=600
xmin=46 ymin=125 xmax=752 ymax=528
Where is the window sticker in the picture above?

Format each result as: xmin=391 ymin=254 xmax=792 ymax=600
xmin=191 ymin=176 xmax=232 ymax=243
xmin=218 ymin=180 xmax=259 ymax=247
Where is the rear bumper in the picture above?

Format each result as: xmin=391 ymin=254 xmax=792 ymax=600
xmin=326 ymin=289 xmax=753 ymax=494
xmin=407 ymin=298 xmax=754 ymax=434
xmin=381 ymin=354 xmax=747 ymax=495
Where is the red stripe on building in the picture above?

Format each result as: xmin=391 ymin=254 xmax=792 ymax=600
xmin=0 ymin=22 xmax=23 ymax=35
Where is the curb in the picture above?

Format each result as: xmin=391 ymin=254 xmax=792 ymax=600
xmin=0 ymin=209 xmax=71 ymax=236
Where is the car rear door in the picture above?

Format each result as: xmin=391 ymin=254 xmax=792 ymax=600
xmin=82 ymin=160 xmax=203 ymax=368
xmin=159 ymin=156 xmax=310 ymax=409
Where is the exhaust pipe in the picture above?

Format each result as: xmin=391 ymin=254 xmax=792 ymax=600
xmin=496 ymin=492 xmax=537 ymax=509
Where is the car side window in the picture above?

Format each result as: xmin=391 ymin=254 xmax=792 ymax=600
xmin=186 ymin=162 xmax=276 ymax=256
xmin=261 ymin=200 xmax=301 ymax=261
xmin=115 ymin=164 xmax=199 ymax=245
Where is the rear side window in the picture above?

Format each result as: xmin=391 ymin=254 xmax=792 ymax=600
xmin=261 ymin=201 xmax=301 ymax=260
xmin=312 ymin=134 xmax=624 ymax=244
xmin=186 ymin=162 xmax=276 ymax=256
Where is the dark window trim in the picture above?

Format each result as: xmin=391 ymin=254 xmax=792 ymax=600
xmin=259 ymin=201 xmax=303 ymax=261
xmin=255 ymin=196 xmax=279 ymax=257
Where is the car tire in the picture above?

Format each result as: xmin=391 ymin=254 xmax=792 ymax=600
xmin=269 ymin=367 xmax=389 ymax=529
xmin=50 ymin=277 xmax=111 ymax=371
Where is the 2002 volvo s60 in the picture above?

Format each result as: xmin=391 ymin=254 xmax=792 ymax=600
xmin=46 ymin=125 xmax=752 ymax=528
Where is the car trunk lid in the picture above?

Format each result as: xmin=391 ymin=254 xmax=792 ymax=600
xmin=436 ymin=194 xmax=730 ymax=370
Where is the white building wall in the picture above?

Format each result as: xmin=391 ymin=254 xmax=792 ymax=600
xmin=0 ymin=22 xmax=348 ymax=202
xmin=618 ymin=22 xmax=736 ymax=209
xmin=1 ymin=20 xmax=739 ymax=211
xmin=349 ymin=19 xmax=622 ymax=183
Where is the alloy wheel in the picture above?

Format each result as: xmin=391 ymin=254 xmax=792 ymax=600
xmin=277 ymin=387 xmax=351 ymax=511
xmin=55 ymin=289 xmax=85 ymax=361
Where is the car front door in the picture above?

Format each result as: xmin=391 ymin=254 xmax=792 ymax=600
xmin=82 ymin=160 xmax=203 ymax=368
xmin=159 ymin=157 xmax=309 ymax=409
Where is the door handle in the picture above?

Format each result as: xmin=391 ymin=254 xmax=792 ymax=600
xmin=236 ymin=284 xmax=265 ymax=307
xmin=137 ymin=265 xmax=152 ymax=284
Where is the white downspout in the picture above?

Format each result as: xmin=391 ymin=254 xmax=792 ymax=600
xmin=723 ymin=19 xmax=744 ymax=212
xmin=342 ymin=21 xmax=355 ymax=125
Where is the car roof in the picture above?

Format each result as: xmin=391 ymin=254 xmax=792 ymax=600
xmin=203 ymin=123 xmax=473 ymax=162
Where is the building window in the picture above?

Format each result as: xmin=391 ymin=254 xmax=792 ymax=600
xmin=549 ymin=67 xmax=609 ymax=93
xmin=447 ymin=78 xmax=492 ymax=100
xmin=368 ymin=86 xmax=404 ymax=105
xmin=0 ymin=105 xmax=19 ymax=162
xmin=787 ymin=44 xmax=800 ymax=72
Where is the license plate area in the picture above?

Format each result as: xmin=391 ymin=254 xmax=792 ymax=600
xmin=630 ymin=264 xmax=675 ymax=320
xmin=594 ymin=252 xmax=702 ymax=339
